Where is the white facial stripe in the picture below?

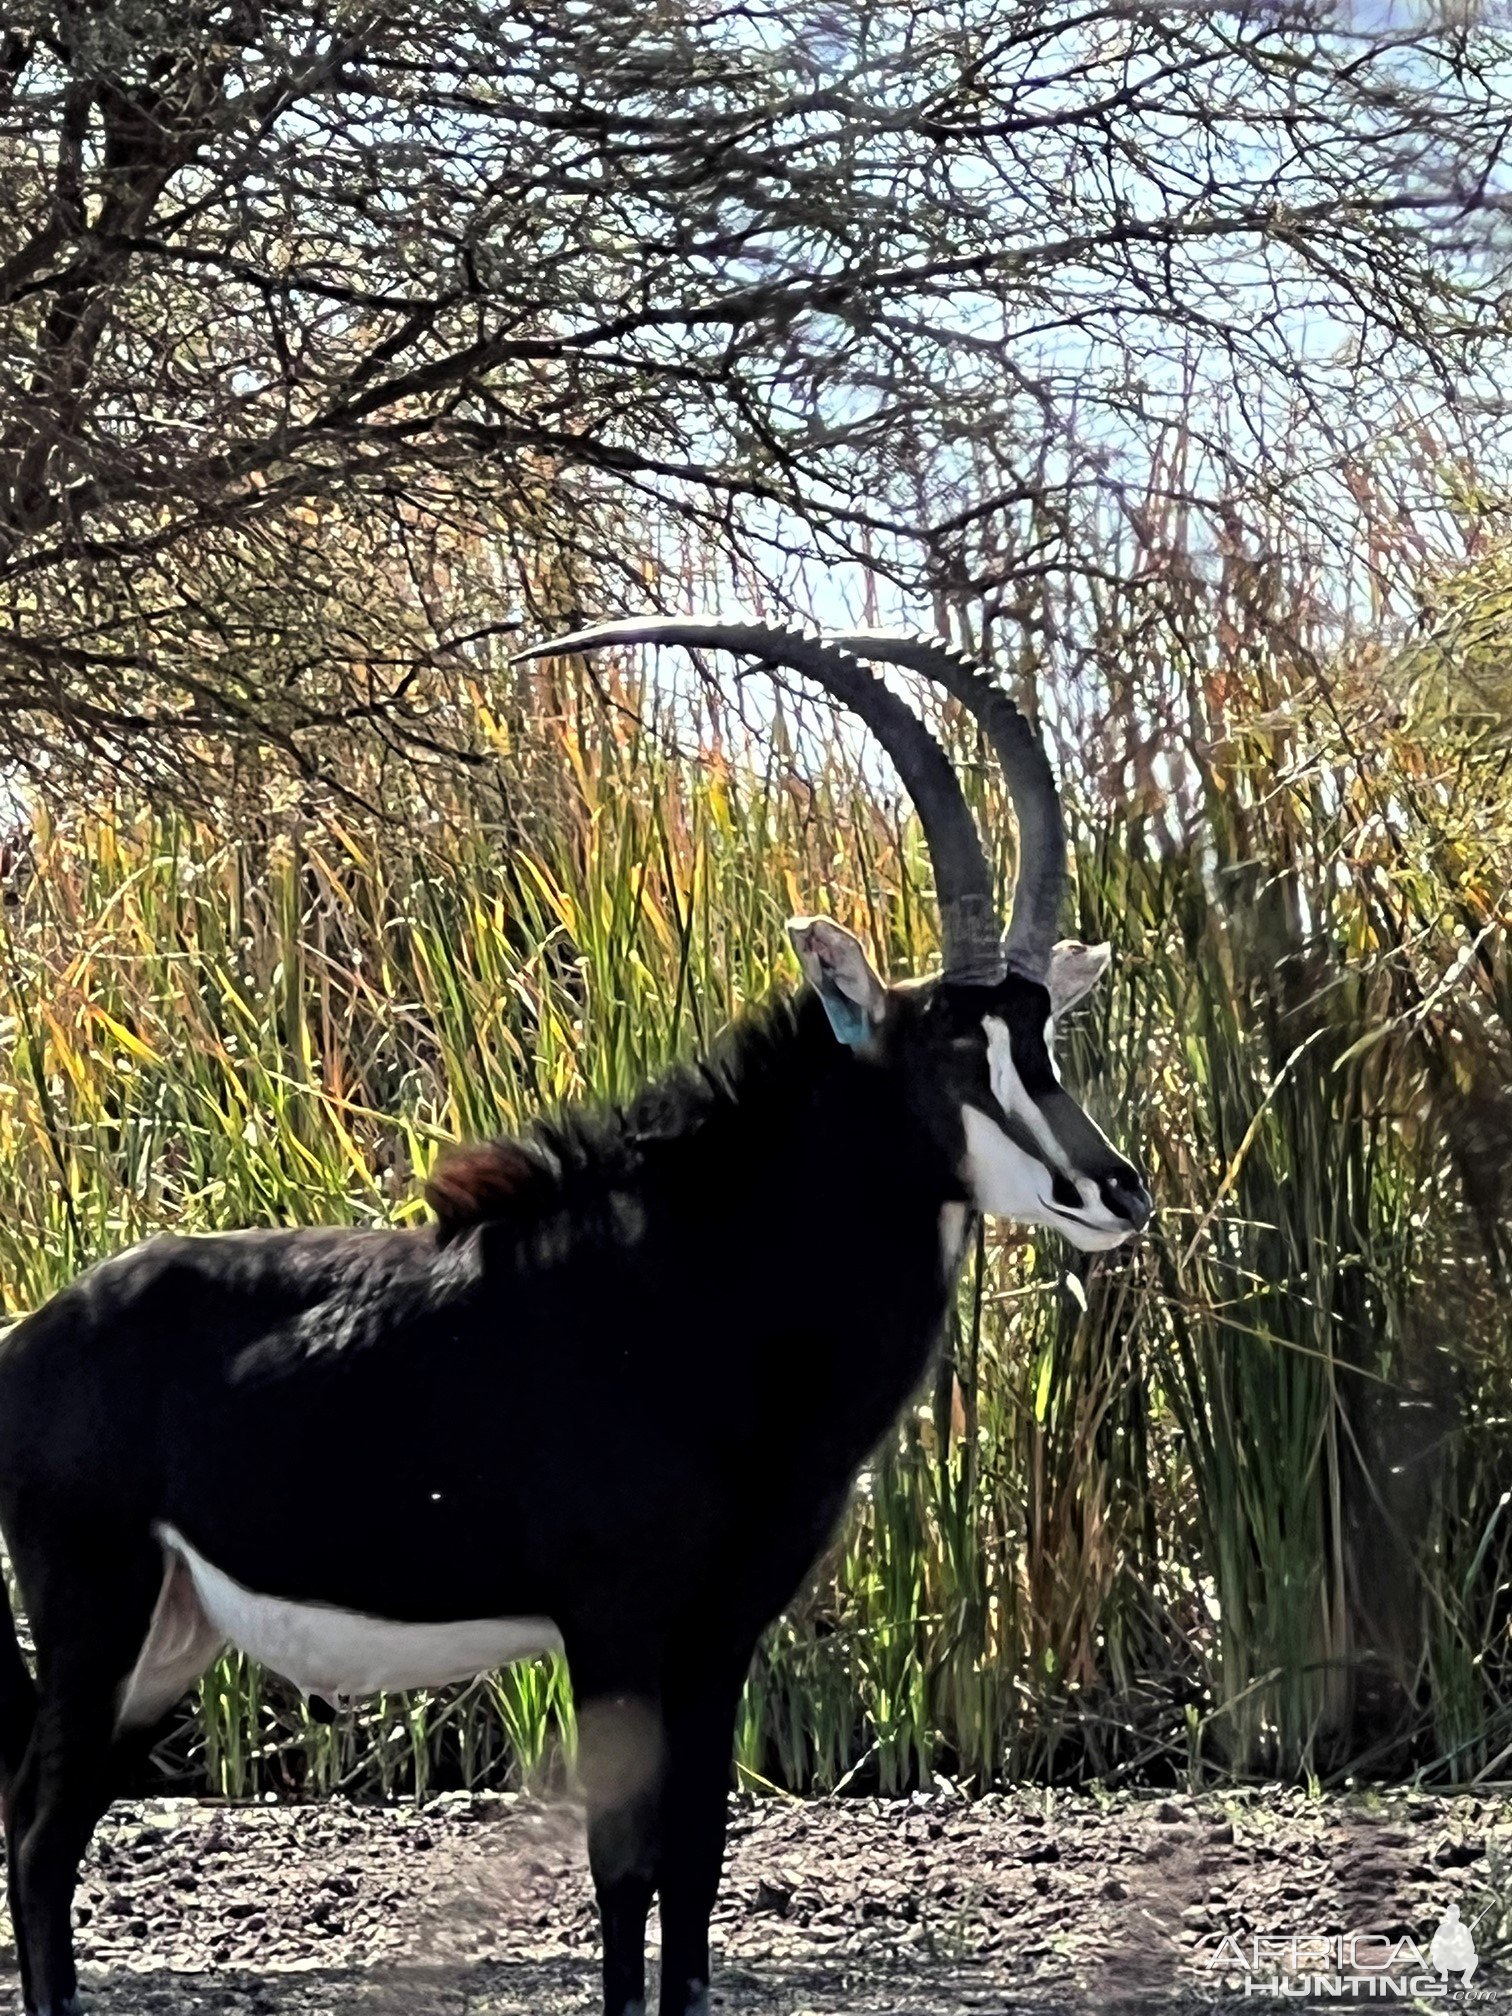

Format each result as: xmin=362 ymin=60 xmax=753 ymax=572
xmin=982 ymin=1015 xmax=1066 ymax=1169
xmin=961 ymin=1106 xmax=1051 ymax=1218
xmin=966 ymin=1020 xmax=1136 ymax=1252
xmin=1044 ymin=1015 xmax=1063 ymax=1084
xmin=119 ymin=1527 xmax=564 ymax=1732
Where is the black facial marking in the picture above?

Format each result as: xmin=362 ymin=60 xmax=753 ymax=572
xmin=994 ymin=990 xmax=1058 ymax=1098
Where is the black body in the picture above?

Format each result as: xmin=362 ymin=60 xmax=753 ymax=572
xmin=0 ymin=984 xmax=982 ymax=2016
xmin=0 ymin=615 xmax=1154 ymax=2016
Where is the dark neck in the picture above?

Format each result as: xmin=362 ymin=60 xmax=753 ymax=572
xmin=475 ymin=989 xmax=966 ymax=1464
xmin=614 ymin=991 xmax=965 ymax=1460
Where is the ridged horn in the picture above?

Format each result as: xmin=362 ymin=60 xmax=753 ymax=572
xmin=512 ymin=617 xmax=1005 ymax=983
xmin=824 ymin=632 xmax=1067 ymax=981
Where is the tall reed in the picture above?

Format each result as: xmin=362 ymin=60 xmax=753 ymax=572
xmin=0 ymin=641 xmax=1506 ymax=1796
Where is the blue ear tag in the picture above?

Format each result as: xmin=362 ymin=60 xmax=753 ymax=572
xmin=817 ymin=982 xmax=871 ymax=1049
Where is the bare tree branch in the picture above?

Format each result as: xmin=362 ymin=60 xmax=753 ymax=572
xmin=0 ymin=0 xmax=1509 ymax=795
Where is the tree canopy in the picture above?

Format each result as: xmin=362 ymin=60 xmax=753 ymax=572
xmin=2 ymin=0 xmax=1510 ymax=793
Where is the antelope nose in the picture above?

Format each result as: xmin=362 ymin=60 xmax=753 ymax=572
xmin=1101 ymin=1169 xmax=1153 ymax=1230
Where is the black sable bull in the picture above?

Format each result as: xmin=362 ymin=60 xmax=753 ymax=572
xmin=0 ymin=623 xmax=1150 ymax=2016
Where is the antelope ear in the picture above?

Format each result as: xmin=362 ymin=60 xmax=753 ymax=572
xmin=787 ymin=916 xmax=888 ymax=1047
xmin=1047 ymin=938 xmax=1112 ymax=1014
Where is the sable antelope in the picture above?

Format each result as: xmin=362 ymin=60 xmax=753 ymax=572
xmin=0 ymin=622 xmax=1150 ymax=2016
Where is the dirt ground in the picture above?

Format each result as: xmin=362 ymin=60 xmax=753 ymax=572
xmin=2 ymin=1785 xmax=1509 ymax=2014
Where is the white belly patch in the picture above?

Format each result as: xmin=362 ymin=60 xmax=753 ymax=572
xmin=116 ymin=1525 xmax=562 ymax=1732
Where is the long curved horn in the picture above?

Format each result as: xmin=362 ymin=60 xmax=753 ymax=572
xmin=512 ymin=617 xmax=1005 ymax=983
xmin=824 ymin=632 xmax=1067 ymax=980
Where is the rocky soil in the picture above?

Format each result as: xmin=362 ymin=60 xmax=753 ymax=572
xmin=1 ymin=1786 xmax=1509 ymax=2013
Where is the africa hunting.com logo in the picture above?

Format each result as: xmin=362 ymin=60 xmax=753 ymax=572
xmin=1202 ymin=1901 xmax=1493 ymax=1999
